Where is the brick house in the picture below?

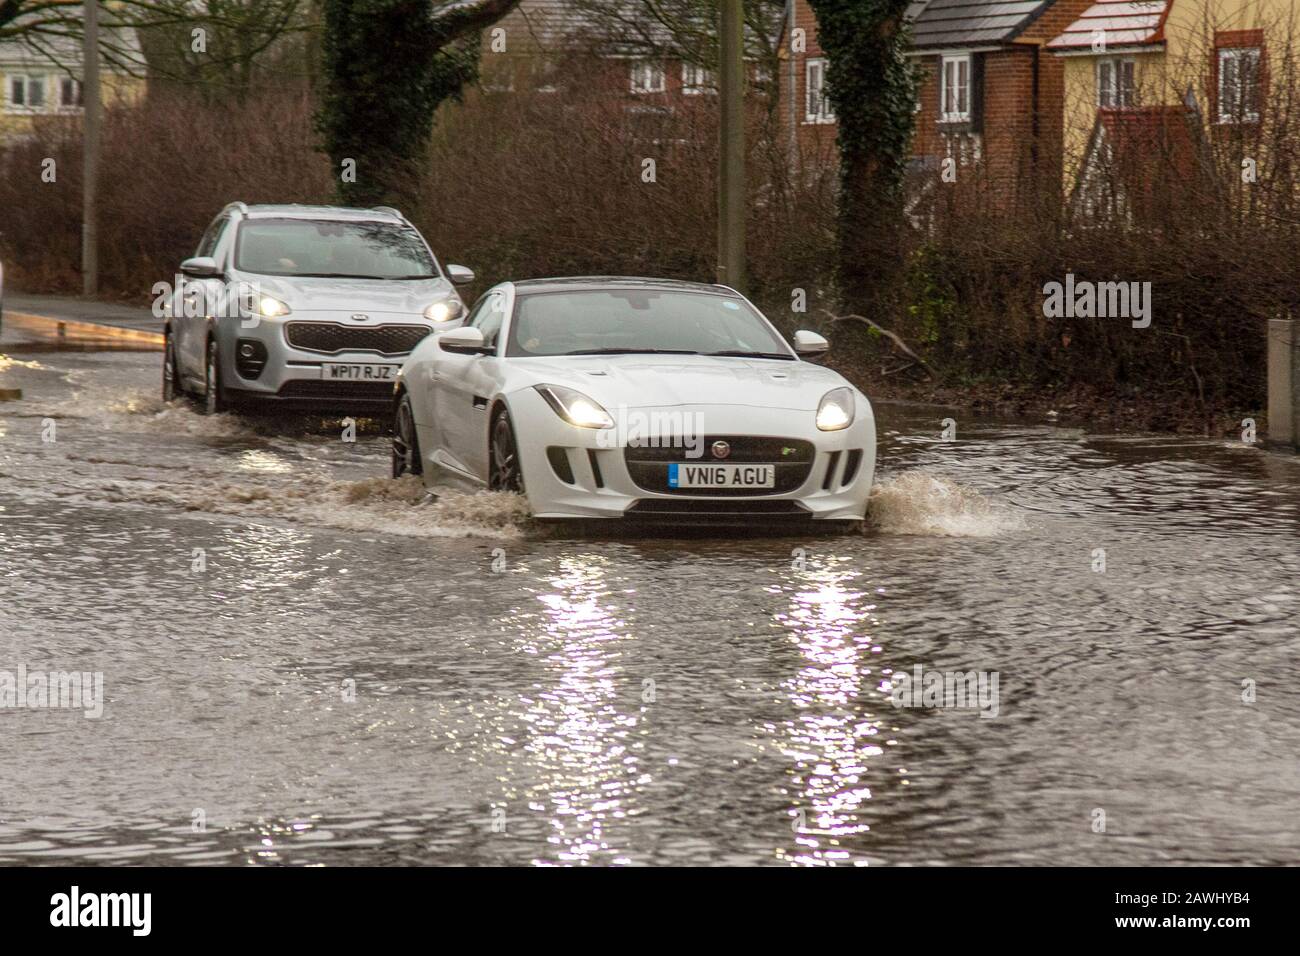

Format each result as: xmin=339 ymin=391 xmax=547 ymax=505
xmin=782 ymin=0 xmax=1094 ymax=202
xmin=1046 ymin=0 xmax=1300 ymax=215
xmin=480 ymin=1 xmax=777 ymax=105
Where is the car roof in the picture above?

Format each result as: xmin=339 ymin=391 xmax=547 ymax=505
xmin=236 ymin=204 xmax=405 ymax=223
xmin=511 ymin=276 xmax=739 ymax=296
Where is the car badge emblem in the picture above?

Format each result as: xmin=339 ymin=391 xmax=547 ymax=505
xmin=350 ymin=313 xmax=368 ymax=322
xmin=711 ymin=441 xmax=731 ymax=460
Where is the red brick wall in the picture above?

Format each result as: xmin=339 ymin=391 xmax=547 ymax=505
xmin=781 ymin=0 xmax=837 ymax=160
xmin=913 ymin=57 xmax=940 ymax=159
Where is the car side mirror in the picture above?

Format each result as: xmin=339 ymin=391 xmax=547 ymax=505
xmin=180 ymin=256 xmax=221 ymax=278
xmin=794 ymin=330 xmax=830 ymax=358
xmin=446 ymin=264 xmax=475 ymax=286
xmin=439 ymin=326 xmax=491 ymax=355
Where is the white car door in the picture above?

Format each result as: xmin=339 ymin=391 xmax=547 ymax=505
xmin=432 ymin=288 xmax=509 ymax=481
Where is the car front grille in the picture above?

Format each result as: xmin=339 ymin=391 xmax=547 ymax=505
xmin=624 ymin=435 xmax=814 ymax=496
xmin=285 ymin=321 xmax=431 ymax=356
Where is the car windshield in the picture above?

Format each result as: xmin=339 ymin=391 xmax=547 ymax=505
xmin=506 ymin=289 xmax=793 ymax=358
xmin=234 ymin=219 xmax=437 ymax=279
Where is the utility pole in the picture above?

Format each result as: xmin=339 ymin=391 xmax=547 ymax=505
xmin=717 ymin=0 xmax=746 ymax=294
xmin=82 ymin=0 xmax=101 ymax=297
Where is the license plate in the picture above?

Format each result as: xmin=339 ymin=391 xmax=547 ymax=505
xmin=321 ymin=363 xmax=398 ymax=382
xmin=668 ymin=463 xmax=775 ymax=489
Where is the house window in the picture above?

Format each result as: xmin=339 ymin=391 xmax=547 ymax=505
xmin=805 ymin=58 xmax=834 ymax=123
xmin=59 ymin=77 xmax=84 ymax=109
xmin=7 ymin=75 xmax=26 ymax=109
xmin=7 ymin=74 xmax=50 ymax=112
xmin=1218 ymin=47 xmax=1262 ymax=123
xmin=630 ymin=61 xmax=666 ymax=95
xmin=25 ymin=75 xmax=45 ymax=109
xmin=940 ymin=55 xmax=970 ymax=123
xmin=1097 ymin=57 xmax=1135 ymax=108
xmin=682 ymin=62 xmax=713 ymax=95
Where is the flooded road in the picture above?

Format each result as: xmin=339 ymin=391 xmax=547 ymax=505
xmin=1 ymin=344 xmax=1298 ymax=865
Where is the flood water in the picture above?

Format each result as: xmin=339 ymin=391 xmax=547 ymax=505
xmin=1 ymin=346 xmax=1297 ymax=865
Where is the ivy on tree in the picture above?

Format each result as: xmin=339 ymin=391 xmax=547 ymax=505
xmin=805 ymin=0 xmax=918 ymax=316
xmin=315 ymin=0 xmax=520 ymax=207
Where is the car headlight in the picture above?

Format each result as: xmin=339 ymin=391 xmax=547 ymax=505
xmin=254 ymin=295 xmax=291 ymax=318
xmin=816 ymin=387 xmax=855 ymax=431
xmin=535 ymin=384 xmax=614 ymax=429
xmin=423 ymin=299 xmax=462 ymax=323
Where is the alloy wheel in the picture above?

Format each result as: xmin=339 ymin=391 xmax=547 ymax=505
xmin=489 ymin=411 xmax=524 ymax=493
xmin=392 ymin=394 xmax=422 ymax=478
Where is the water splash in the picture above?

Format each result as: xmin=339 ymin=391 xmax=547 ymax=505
xmin=307 ymin=476 xmax=534 ymax=539
xmin=133 ymin=475 xmax=534 ymax=540
xmin=867 ymin=471 xmax=1027 ymax=537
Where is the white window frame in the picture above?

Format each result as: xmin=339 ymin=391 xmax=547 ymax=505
xmin=6 ymin=73 xmax=50 ymax=114
xmin=6 ymin=74 xmax=27 ymax=111
xmin=25 ymin=73 xmax=46 ymax=111
xmin=681 ymin=62 xmax=713 ymax=95
xmin=804 ymin=58 xmax=834 ymax=123
xmin=1096 ymin=56 xmax=1136 ymax=108
xmin=940 ymin=54 xmax=971 ymax=123
xmin=58 ymin=76 xmax=84 ymax=110
xmin=629 ymin=61 xmax=666 ymax=95
xmin=1217 ymin=47 xmax=1262 ymax=123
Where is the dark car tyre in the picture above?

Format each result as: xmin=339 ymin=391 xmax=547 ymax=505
xmin=392 ymin=391 xmax=423 ymax=478
xmin=488 ymin=408 xmax=525 ymax=493
xmin=162 ymin=328 xmax=183 ymax=402
xmin=204 ymin=338 xmax=227 ymax=415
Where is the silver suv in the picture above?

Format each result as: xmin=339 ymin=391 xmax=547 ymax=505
xmin=162 ymin=203 xmax=472 ymax=413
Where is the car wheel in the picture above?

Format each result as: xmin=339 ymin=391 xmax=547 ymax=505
xmin=392 ymin=391 xmax=423 ymax=478
xmin=203 ymin=338 xmax=227 ymax=415
xmin=161 ymin=328 xmax=183 ymax=403
xmin=488 ymin=408 xmax=525 ymax=493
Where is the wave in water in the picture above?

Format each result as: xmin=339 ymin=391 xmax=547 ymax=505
xmin=868 ymin=471 xmax=1027 ymax=537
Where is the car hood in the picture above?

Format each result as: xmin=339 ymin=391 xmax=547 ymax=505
xmin=237 ymin=275 xmax=456 ymax=316
xmin=508 ymin=355 xmax=854 ymax=411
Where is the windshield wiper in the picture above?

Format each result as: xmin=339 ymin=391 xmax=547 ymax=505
xmin=286 ymin=272 xmax=388 ymax=279
xmin=564 ymin=348 xmax=701 ymax=356
xmin=705 ymin=350 xmax=796 ymax=360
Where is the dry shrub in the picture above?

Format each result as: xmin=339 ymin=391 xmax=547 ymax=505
xmin=0 ymin=85 xmax=330 ymax=298
xmin=853 ymin=20 xmax=1300 ymax=425
xmin=0 ymin=69 xmax=829 ymax=324
xmin=2 ymin=39 xmax=1296 ymax=429
xmin=413 ymin=68 xmax=836 ymax=321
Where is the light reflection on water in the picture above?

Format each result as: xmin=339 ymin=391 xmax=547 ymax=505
xmin=1 ymin=348 xmax=1299 ymax=865
xmin=519 ymin=556 xmax=644 ymax=865
xmin=772 ymin=561 xmax=881 ymax=865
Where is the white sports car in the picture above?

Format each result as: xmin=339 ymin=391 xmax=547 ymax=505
xmin=391 ymin=277 xmax=875 ymax=525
